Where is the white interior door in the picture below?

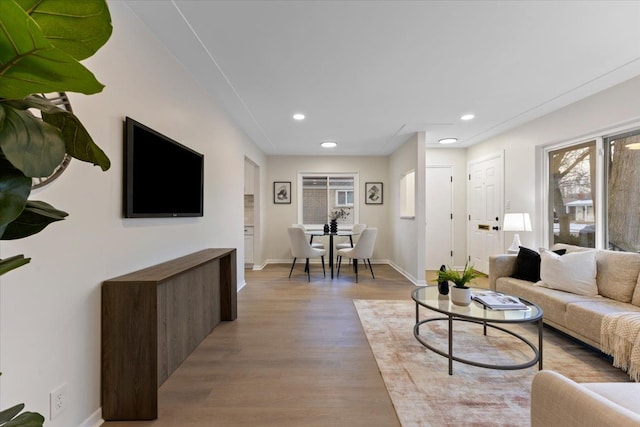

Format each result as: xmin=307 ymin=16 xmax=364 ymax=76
xmin=468 ymin=155 xmax=504 ymax=274
xmin=425 ymin=166 xmax=453 ymax=270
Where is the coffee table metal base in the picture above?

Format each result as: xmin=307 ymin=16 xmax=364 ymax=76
xmin=413 ymin=313 xmax=543 ymax=375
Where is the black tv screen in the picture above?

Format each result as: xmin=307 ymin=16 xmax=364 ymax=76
xmin=124 ymin=117 xmax=204 ymax=218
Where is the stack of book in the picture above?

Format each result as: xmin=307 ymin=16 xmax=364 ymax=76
xmin=471 ymin=291 xmax=528 ymax=310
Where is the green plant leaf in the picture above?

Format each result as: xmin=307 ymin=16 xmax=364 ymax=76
xmin=1 ymin=411 xmax=44 ymax=427
xmin=0 ymin=154 xmax=31 ymax=227
xmin=1 ymin=200 xmax=68 ymax=240
xmin=0 ymin=255 xmax=31 ymax=276
xmin=0 ymin=103 xmax=65 ymax=177
xmin=0 ymin=0 xmax=105 ymax=99
xmin=436 ymin=262 xmax=480 ymax=288
xmin=42 ymin=108 xmax=111 ymax=171
xmin=0 ymin=404 xmax=24 ymax=424
xmin=5 ymin=95 xmax=111 ymax=170
xmin=16 ymin=0 xmax=112 ymax=61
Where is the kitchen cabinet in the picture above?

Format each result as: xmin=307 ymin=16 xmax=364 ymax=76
xmin=244 ymin=226 xmax=254 ymax=265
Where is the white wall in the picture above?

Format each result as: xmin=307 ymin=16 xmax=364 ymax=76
xmin=389 ymin=134 xmax=426 ymax=284
xmin=0 ymin=3 xmax=265 ymax=426
xmin=425 ymin=147 xmax=468 ymax=267
xmin=264 ymin=156 xmax=390 ymax=263
xmin=467 ymin=74 xmax=640 ymax=250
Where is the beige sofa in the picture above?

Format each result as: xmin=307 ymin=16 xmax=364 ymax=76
xmin=489 ymin=243 xmax=640 ymax=349
xmin=531 ymin=370 xmax=640 ymax=427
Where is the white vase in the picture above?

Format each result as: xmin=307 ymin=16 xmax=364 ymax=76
xmin=451 ymin=286 xmax=471 ymax=306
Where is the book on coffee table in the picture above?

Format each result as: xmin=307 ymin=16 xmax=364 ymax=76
xmin=471 ymin=291 xmax=528 ymax=310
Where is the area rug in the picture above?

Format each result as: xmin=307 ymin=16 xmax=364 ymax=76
xmin=353 ymin=299 xmax=630 ymax=427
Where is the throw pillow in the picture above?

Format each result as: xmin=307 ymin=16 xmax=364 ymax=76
xmin=511 ymin=247 xmax=567 ymax=283
xmin=511 ymin=246 xmax=541 ymax=282
xmin=537 ymin=249 xmax=598 ymax=296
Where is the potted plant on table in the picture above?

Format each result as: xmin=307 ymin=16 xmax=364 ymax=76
xmin=436 ymin=262 xmax=480 ymax=306
xmin=329 ymin=208 xmax=351 ymax=233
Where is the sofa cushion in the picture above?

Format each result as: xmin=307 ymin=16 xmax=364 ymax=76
xmin=551 ymin=243 xmax=592 ymax=254
xmin=511 ymin=246 xmax=542 ymax=282
xmin=583 ymin=382 xmax=640 ymax=414
xmin=564 ymin=300 xmax=640 ymax=346
xmin=510 ymin=246 xmax=568 ymax=282
xmin=595 ymin=250 xmax=640 ymax=303
xmin=538 ymin=250 xmax=598 ymax=296
xmin=496 ymin=277 xmax=600 ymax=326
xmin=633 ymin=275 xmax=640 ymax=307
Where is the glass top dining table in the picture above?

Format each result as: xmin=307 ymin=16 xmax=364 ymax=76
xmin=306 ymin=230 xmax=354 ymax=279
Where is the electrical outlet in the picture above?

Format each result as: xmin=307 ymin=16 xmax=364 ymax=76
xmin=49 ymin=383 xmax=67 ymax=420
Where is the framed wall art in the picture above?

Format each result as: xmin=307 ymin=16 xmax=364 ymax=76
xmin=365 ymin=182 xmax=383 ymax=205
xmin=273 ymin=181 xmax=291 ymax=204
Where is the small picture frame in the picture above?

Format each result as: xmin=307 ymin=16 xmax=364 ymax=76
xmin=273 ymin=181 xmax=291 ymax=204
xmin=365 ymin=182 xmax=383 ymax=205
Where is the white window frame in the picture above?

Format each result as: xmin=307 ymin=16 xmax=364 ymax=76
xmin=335 ymin=190 xmax=354 ymax=207
xmin=542 ymin=119 xmax=640 ymax=250
xmin=297 ymin=172 xmax=359 ymax=229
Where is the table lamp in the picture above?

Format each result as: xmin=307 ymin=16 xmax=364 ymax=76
xmin=503 ymin=213 xmax=532 ymax=253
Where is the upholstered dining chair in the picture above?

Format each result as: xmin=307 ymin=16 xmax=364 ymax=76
xmin=292 ymin=224 xmax=325 ymax=249
xmin=336 ymin=227 xmax=377 ymax=282
xmin=335 ymin=223 xmax=367 ymax=269
xmin=287 ymin=226 xmax=326 ymax=282
xmin=335 ymin=223 xmax=367 ymax=251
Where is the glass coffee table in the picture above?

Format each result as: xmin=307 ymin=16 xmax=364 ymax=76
xmin=412 ymin=285 xmax=543 ymax=375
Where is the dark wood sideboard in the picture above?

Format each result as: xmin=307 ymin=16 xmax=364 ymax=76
xmin=101 ymin=248 xmax=237 ymax=421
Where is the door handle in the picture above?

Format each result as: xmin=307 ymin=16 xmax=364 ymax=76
xmin=492 ymin=226 xmax=499 ymax=230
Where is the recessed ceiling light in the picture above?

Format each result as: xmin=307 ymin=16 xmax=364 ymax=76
xmin=460 ymin=114 xmax=475 ymax=121
xmin=321 ymin=141 xmax=337 ymax=148
xmin=293 ymin=113 xmax=305 ymax=120
xmin=438 ymin=138 xmax=458 ymax=145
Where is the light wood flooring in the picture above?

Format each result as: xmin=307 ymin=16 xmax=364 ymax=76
xmin=103 ymin=263 xmax=418 ymax=427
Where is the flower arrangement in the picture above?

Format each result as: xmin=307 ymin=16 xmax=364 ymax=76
xmin=330 ymin=208 xmax=351 ymax=221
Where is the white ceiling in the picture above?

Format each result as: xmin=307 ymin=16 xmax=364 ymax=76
xmin=126 ymin=0 xmax=640 ymax=156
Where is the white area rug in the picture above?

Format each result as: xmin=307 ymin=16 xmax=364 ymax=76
xmin=354 ymin=299 xmax=630 ymax=427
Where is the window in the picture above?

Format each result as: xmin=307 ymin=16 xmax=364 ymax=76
xmin=548 ymin=141 xmax=596 ymax=248
xmin=605 ymin=130 xmax=640 ymax=252
xmin=335 ymin=190 xmax=354 ymax=207
xmin=546 ymin=127 xmax=640 ymax=252
xmin=298 ymin=173 xmax=358 ymax=227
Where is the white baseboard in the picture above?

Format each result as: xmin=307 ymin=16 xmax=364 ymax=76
xmin=387 ymin=261 xmax=426 ymax=286
xmin=237 ymin=279 xmax=247 ymax=292
xmin=80 ymin=408 xmax=103 ymax=427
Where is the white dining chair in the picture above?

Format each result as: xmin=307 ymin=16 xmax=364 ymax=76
xmin=335 ymin=223 xmax=367 ymax=269
xmin=292 ymin=224 xmax=325 ymax=249
xmin=336 ymin=228 xmax=377 ymax=282
xmin=288 ymin=226 xmax=326 ymax=282
xmin=335 ymin=223 xmax=367 ymax=250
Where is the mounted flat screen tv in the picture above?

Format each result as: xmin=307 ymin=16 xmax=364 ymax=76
xmin=124 ymin=117 xmax=204 ymax=218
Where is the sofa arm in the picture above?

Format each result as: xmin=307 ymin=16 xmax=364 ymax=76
xmin=531 ymin=370 xmax=640 ymax=427
xmin=488 ymin=254 xmax=517 ymax=290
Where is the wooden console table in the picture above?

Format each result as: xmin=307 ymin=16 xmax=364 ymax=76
xmin=101 ymin=248 xmax=237 ymax=421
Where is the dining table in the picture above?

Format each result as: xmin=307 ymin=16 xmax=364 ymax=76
xmin=306 ymin=230 xmax=355 ymax=279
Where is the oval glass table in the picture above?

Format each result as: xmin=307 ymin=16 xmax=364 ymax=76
xmin=411 ymin=285 xmax=543 ymax=375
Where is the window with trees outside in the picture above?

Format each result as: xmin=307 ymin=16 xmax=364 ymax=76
xmin=298 ymin=173 xmax=358 ymax=228
xmin=548 ymin=128 xmax=640 ymax=252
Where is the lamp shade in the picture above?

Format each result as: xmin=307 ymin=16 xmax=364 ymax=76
xmin=503 ymin=213 xmax=532 ymax=232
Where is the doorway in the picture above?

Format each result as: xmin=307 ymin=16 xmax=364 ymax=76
xmin=244 ymin=157 xmax=259 ymax=269
xmin=467 ymin=154 xmax=504 ymax=274
xmin=425 ymin=166 xmax=453 ymax=270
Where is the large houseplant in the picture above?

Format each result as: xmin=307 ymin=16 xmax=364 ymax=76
xmin=0 ymin=0 xmax=112 ymax=424
xmin=0 ymin=0 xmax=112 ymax=274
